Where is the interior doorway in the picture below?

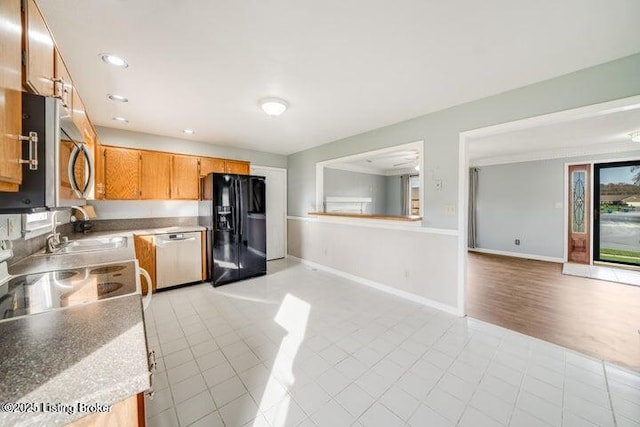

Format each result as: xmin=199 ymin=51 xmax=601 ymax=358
xmin=251 ymin=165 xmax=287 ymax=260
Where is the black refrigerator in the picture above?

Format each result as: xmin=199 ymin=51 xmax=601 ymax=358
xmin=199 ymin=173 xmax=267 ymax=286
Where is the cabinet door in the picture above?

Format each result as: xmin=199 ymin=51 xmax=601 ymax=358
xmin=54 ymin=49 xmax=73 ymax=116
xmin=24 ymin=0 xmax=55 ymax=96
xmin=140 ymin=151 xmax=171 ymax=199
xmin=171 ymin=155 xmax=200 ymax=200
xmin=93 ymin=143 xmax=105 ymax=199
xmin=72 ymin=91 xmax=97 ymax=145
xmin=134 ymin=235 xmax=156 ymax=294
xmin=225 ymin=160 xmax=250 ymax=175
xmin=0 ymin=0 xmax=23 ymax=192
xmin=200 ymin=157 xmax=225 ymax=176
xmin=105 ymin=147 xmax=140 ymax=200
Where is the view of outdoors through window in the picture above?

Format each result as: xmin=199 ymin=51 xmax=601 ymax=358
xmin=598 ymin=162 xmax=640 ymax=265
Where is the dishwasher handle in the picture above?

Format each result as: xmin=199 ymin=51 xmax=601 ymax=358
xmin=139 ymin=267 xmax=153 ymax=311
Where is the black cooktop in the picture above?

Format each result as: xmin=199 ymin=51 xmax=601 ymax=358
xmin=0 ymin=261 xmax=137 ymax=321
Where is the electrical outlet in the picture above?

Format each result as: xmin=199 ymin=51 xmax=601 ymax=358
xmin=445 ymin=205 xmax=456 ymax=215
xmin=0 ymin=221 xmax=7 ymax=240
xmin=7 ymin=217 xmax=16 ymax=237
xmin=515 ymin=239 xmax=520 ymax=246
xmin=404 ymin=269 xmax=410 ymax=278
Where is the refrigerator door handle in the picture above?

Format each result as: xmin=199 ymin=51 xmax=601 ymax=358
xmin=238 ymin=178 xmax=244 ymax=240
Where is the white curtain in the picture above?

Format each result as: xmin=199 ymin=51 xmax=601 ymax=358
xmin=468 ymin=168 xmax=479 ymax=248
xmin=400 ymin=174 xmax=411 ymax=216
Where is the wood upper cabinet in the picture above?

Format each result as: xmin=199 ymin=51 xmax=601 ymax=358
xmin=72 ymin=90 xmax=97 ymax=146
xmin=23 ymin=0 xmax=55 ymax=96
xmin=140 ymin=151 xmax=171 ymax=199
xmin=0 ymin=0 xmax=23 ymax=192
xmin=199 ymin=157 xmax=225 ymax=177
xmin=134 ymin=235 xmax=156 ymax=294
xmin=105 ymin=147 xmax=140 ymax=200
xmin=225 ymin=160 xmax=250 ymax=175
xmin=54 ymin=48 xmax=73 ymax=115
xmin=171 ymin=155 xmax=200 ymax=200
xmin=94 ymin=143 xmax=105 ymax=199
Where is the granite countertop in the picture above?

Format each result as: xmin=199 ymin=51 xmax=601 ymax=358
xmin=8 ymin=226 xmax=205 ymax=276
xmin=0 ymin=295 xmax=150 ymax=426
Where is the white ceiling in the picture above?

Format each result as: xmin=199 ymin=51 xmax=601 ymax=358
xmin=39 ymin=0 xmax=640 ymax=155
xmin=469 ymin=104 xmax=640 ymax=165
xmin=327 ymin=148 xmax=420 ymax=175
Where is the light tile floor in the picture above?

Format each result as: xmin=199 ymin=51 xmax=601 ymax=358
xmin=563 ymin=262 xmax=640 ymax=287
xmin=145 ymin=259 xmax=640 ymax=427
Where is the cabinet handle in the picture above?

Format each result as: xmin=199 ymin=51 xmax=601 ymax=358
xmin=16 ymin=132 xmax=38 ymax=170
xmin=146 ymin=350 xmax=156 ymax=400
xmin=51 ymin=78 xmax=71 ymax=109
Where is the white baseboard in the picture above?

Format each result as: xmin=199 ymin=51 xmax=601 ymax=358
xmin=286 ymin=254 xmax=462 ymax=316
xmin=469 ymin=247 xmax=564 ymax=263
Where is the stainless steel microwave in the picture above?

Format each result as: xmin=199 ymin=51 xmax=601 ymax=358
xmin=0 ymin=93 xmax=94 ymax=213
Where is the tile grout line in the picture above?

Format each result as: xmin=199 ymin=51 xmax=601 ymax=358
xmin=602 ymin=363 xmax=618 ymax=427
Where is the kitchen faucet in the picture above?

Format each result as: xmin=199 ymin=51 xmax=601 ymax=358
xmin=70 ymin=205 xmax=89 ymax=222
xmin=45 ymin=210 xmax=68 ymax=253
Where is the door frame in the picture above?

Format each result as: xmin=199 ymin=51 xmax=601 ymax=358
xmin=458 ymin=94 xmax=640 ymax=316
xmin=250 ymin=165 xmax=288 ymax=260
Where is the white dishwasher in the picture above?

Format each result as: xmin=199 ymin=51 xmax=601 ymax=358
xmin=155 ymin=232 xmax=202 ymax=289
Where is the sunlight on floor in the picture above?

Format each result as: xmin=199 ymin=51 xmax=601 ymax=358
xmin=253 ymin=294 xmax=310 ymax=427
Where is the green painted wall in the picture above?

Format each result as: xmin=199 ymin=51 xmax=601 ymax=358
xmin=287 ymin=53 xmax=640 ymax=229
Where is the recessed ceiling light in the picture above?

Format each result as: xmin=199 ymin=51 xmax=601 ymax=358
xmin=112 ymin=117 xmax=129 ymax=123
xmin=100 ymin=54 xmax=128 ymax=68
xmin=630 ymin=131 xmax=640 ymax=142
xmin=108 ymin=94 xmax=128 ymax=102
xmin=259 ymin=98 xmax=288 ymax=117
xmin=183 ymin=129 xmax=195 ymax=135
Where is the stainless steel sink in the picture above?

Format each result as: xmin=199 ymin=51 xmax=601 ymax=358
xmin=58 ymin=236 xmax=127 ymax=253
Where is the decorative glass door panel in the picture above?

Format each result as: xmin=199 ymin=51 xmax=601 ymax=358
xmin=568 ymin=164 xmax=591 ymax=264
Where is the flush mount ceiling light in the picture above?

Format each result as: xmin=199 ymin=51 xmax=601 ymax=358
xmin=630 ymin=131 xmax=640 ymax=142
xmin=108 ymin=94 xmax=128 ymax=102
xmin=112 ymin=116 xmax=129 ymax=123
xmin=259 ymin=98 xmax=288 ymax=116
xmin=183 ymin=129 xmax=195 ymax=135
xmin=100 ymin=54 xmax=128 ymax=68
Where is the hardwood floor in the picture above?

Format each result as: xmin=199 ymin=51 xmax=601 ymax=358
xmin=466 ymin=251 xmax=640 ymax=371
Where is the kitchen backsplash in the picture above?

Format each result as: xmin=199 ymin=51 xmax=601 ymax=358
xmin=90 ymin=200 xmax=199 ymax=220
xmin=83 ymin=216 xmax=198 ymax=232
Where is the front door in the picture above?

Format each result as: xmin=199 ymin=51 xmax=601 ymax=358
xmin=568 ymin=164 xmax=591 ymax=264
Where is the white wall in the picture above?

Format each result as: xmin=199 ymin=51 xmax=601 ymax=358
xmin=288 ymin=218 xmax=459 ymax=312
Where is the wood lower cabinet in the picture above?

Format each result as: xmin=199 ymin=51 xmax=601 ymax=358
xmin=171 ymin=155 xmax=200 ymax=200
xmin=105 ymin=147 xmax=140 ymax=200
xmin=0 ymin=0 xmax=23 ymax=192
xmin=224 ymin=160 xmax=250 ymax=175
xmin=134 ymin=235 xmax=156 ymax=294
xmin=66 ymin=393 xmax=144 ymax=427
xmin=200 ymin=157 xmax=225 ymax=176
xmin=140 ymin=151 xmax=171 ymax=199
xmin=23 ymin=0 xmax=55 ymax=97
